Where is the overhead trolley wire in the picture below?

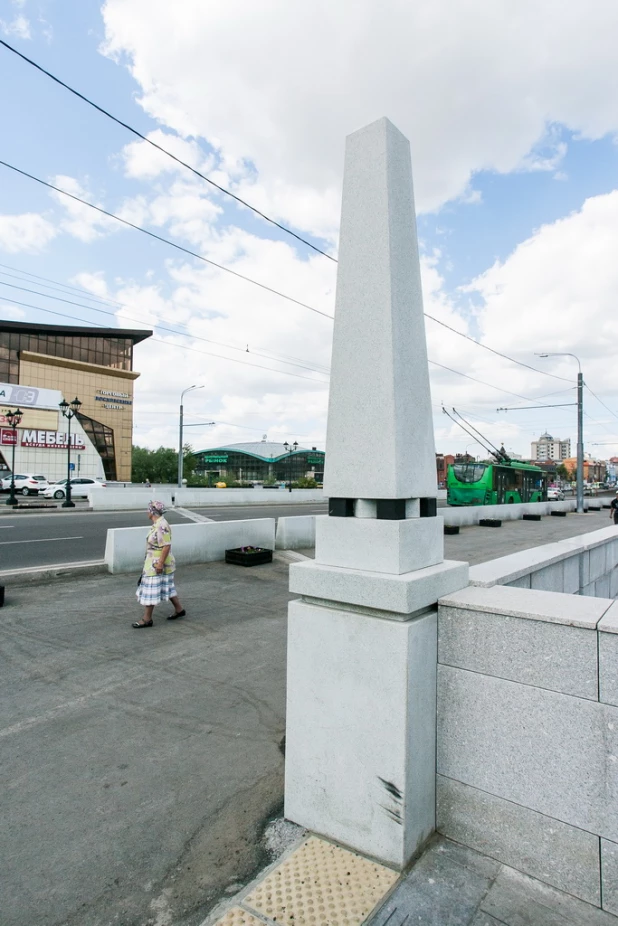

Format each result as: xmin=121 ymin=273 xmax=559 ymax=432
xmin=0 ymin=262 xmax=331 ymax=374
xmin=0 ymin=160 xmax=334 ymax=320
xmin=0 ymin=294 xmax=330 ymax=385
xmin=0 ymin=277 xmax=330 ymax=375
xmin=0 ymin=38 xmax=336 ymax=263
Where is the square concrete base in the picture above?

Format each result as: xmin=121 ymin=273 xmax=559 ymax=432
xmin=285 ymin=598 xmax=437 ymax=869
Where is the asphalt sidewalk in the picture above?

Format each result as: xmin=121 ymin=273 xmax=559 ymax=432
xmin=0 ymin=560 xmax=292 ymax=926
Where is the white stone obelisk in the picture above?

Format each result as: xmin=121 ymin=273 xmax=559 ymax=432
xmin=284 ymin=118 xmax=468 ymax=869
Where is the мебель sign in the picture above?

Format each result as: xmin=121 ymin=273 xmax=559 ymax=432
xmin=20 ymin=430 xmax=86 ymax=450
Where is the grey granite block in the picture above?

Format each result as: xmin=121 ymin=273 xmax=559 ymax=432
xmin=481 ymin=865 xmax=618 ymax=925
xmin=506 ymin=575 xmax=531 ymax=589
xmin=602 ymin=839 xmax=618 ymax=915
xmin=599 ymin=633 xmax=618 ymax=707
xmin=438 ymin=606 xmax=598 ymax=699
xmin=610 ymin=567 xmax=618 ymax=599
xmin=563 ymin=555 xmax=581 ymax=594
xmin=439 ymin=584 xmax=612 ymax=629
xmin=530 ymin=561 xmax=565 ymax=592
xmin=437 ymin=775 xmax=601 ymax=904
xmin=595 ymin=575 xmax=610 ymax=599
xmin=437 ymin=666 xmax=618 ymax=841
xmin=590 ymin=544 xmax=609 ymax=582
xmin=470 ymin=915 xmax=505 ymax=926
xmin=599 ymin=601 xmax=618 ymax=634
xmin=367 ymin=836 xmax=494 ymax=926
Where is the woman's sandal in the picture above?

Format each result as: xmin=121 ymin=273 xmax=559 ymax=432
xmin=167 ymin=610 xmax=186 ymax=621
xmin=132 ymin=620 xmax=153 ymax=628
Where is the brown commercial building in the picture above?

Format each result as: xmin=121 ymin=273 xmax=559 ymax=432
xmin=0 ymin=320 xmax=151 ymax=481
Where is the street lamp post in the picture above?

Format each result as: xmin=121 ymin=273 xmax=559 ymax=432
xmin=4 ymin=407 xmax=23 ymax=506
xmin=283 ymin=440 xmax=298 ymax=493
xmin=59 ymin=397 xmax=82 ymax=509
xmin=178 ymin=385 xmax=204 ymax=488
xmin=537 ymin=353 xmax=584 ymax=514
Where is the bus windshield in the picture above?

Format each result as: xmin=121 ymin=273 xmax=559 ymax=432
xmin=452 ymin=463 xmax=488 ymax=484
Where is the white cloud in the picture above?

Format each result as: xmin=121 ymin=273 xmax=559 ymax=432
xmin=102 ymin=0 xmax=618 ymax=234
xmin=0 ymin=212 xmax=57 ymax=253
xmin=0 ymin=303 xmax=26 ymax=320
xmin=120 ymin=130 xmax=210 ymax=180
xmin=0 ymin=14 xmax=31 ymax=38
xmin=50 ymin=175 xmax=118 ymax=242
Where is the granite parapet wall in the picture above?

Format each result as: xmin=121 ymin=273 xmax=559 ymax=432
xmin=437 ymin=579 xmax=618 ymax=914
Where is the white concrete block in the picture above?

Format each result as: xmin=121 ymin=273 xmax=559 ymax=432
xmin=322 ymin=118 xmax=436 ymax=500
xmin=563 ymin=556 xmax=581 ymax=595
xmin=105 ymin=518 xmax=276 ymax=573
xmin=439 ymin=584 xmax=612 ymax=630
xmin=315 ymin=515 xmax=444 ymax=574
xmin=354 ymin=499 xmax=377 ymax=518
xmin=275 ymin=515 xmax=318 ymax=550
xmin=289 ymin=558 xmax=469 ymax=616
xmin=285 ymin=598 xmax=437 ymax=868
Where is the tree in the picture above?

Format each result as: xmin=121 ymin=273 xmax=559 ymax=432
xmin=555 ymin=463 xmax=570 ymax=482
xmin=132 ymin=445 xmax=178 ymax=484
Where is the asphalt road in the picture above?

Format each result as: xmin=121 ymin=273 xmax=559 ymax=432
xmin=0 ymin=504 xmax=329 ymax=572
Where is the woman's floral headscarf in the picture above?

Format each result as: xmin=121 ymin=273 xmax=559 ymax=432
xmin=148 ymin=500 xmax=166 ymax=517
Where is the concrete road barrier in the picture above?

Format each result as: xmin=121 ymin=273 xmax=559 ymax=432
xmin=90 ymin=486 xmax=325 ymax=510
xmin=105 ymin=518 xmax=276 ymax=573
xmin=276 ymin=515 xmax=325 ymax=550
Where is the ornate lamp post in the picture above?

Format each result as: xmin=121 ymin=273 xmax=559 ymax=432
xmin=59 ymin=396 xmax=82 ymax=508
xmin=283 ymin=440 xmax=298 ymax=493
xmin=4 ymin=407 xmax=23 ymax=506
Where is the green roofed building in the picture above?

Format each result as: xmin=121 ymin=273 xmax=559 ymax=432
xmin=193 ymin=441 xmax=325 ymax=484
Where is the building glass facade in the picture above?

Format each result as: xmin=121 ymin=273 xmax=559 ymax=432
xmin=193 ymin=442 xmax=325 ymax=484
xmin=0 ymin=321 xmax=151 ymax=481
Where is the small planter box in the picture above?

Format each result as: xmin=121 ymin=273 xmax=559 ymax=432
xmin=522 ymin=514 xmax=542 ymax=521
xmin=479 ymin=518 xmax=502 ymax=527
xmin=550 ymin=510 xmax=567 ymax=517
xmin=444 ymin=525 xmax=460 ymax=535
xmin=225 ymin=547 xmax=273 ymax=567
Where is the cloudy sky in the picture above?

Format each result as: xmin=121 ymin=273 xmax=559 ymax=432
xmin=1 ymin=0 xmax=618 ymax=460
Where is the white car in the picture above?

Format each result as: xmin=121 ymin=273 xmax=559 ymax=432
xmin=0 ymin=473 xmax=49 ymax=496
xmin=42 ymin=477 xmax=107 ymax=499
xmin=547 ymin=487 xmax=565 ymax=501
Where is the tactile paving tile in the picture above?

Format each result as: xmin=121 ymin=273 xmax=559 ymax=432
xmin=243 ymin=835 xmax=399 ymax=925
xmin=214 ymin=906 xmax=266 ymax=926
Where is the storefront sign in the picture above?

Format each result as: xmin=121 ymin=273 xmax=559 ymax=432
xmin=0 ymin=382 xmax=60 ymax=408
xmin=20 ymin=430 xmax=86 ymax=450
xmin=96 ymin=388 xmax=132 ymax=409
xmin=202 ymin=454 xmax=228 ymax=463
xmin=0 ymin=429 xmax=17 ymax=446
xmin=306 ymin=455 xmax=324 ymax=464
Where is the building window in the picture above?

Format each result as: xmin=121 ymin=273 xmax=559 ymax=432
xmin=77 ymin=412 xmax=117 ymax=480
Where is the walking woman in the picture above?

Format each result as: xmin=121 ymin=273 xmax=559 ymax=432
xmin=132 ymin=500 xmax=185 ymax=628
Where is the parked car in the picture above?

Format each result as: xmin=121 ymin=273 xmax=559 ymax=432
xmin=42 ymin=477 xmax=106 ymax=499
xmin=0 ymin=473 xmax=49 ymax=495
xmin=547 ymin=486 xmax=564 ymax=501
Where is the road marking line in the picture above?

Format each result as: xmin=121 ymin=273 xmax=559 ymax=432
xmin=0 ymin=535 xmax=84 ymax=545
xmin=0 ymin=525 xmax=15 ymax=528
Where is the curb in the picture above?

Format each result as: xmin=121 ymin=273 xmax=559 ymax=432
xmin=0 ymin=560 xmax=107 ymax=587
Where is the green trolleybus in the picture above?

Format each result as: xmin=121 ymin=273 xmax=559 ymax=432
xmin=446 ymin=461 xmax=547 ymax=506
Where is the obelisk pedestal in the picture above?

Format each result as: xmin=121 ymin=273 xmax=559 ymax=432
xmin=283 ymin=119 xmax=468 ymax=869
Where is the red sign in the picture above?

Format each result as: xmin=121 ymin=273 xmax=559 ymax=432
xmin=0 ymin=429 xmax=17 ymax=446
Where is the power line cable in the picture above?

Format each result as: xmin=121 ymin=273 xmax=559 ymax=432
xmin=0 ymin=277 xmax=331 ymax=375
xmin=0 ymin=294 xmax=330 ymax=384
xmin=0 ymin=38 xmax=336 ymax=263
xmin=0 ymin=159 xmax=335 ymax=320
xmin=585 ymin=384 xmax=618 ymax=424
xmin=0 ymin=262 xmax=331 ymax=373
xmin=424 ymin=314 xmax=572 ymax=384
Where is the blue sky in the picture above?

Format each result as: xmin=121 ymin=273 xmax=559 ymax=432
xmin=2 ymin=0 xmax=618 ymax=459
